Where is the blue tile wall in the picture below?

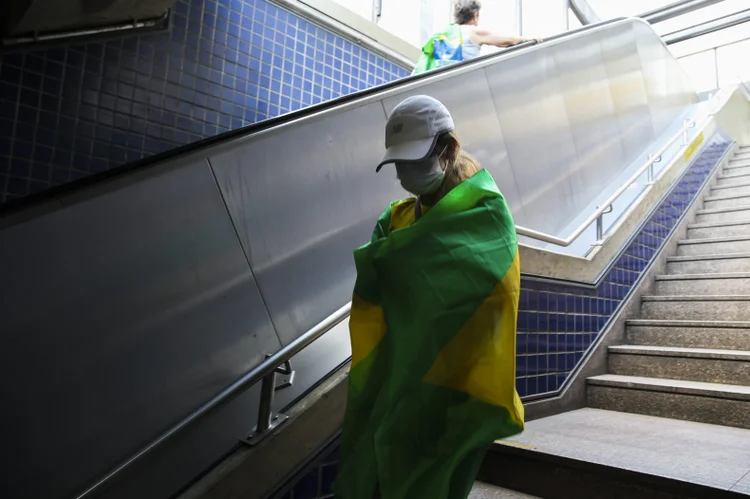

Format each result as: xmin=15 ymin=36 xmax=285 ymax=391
xmin=0 ymin=0 xmax=409 ymax=203
xmin=271 ymin=133 xmax=733 ymax=499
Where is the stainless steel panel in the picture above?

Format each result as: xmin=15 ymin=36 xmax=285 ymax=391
xmin=380 ymin=71 xmax=527 ymax=223
xmin=209 ymin=101 xmax=392 ymax=346
xmin=484 ymin=47 xmax=580 ymax=235
xmin=0 ymin=161 xmax=279 ymax=499
xmin=551 ymin=34 xmax=626 ymax=204
xmin=599 ymin=22 xmax=654 ymax=160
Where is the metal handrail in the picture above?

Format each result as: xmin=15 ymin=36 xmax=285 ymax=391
xmin=640 ymin=0 xmax=725 ymax=25
xmin=75 ymin=303 xmax=351 ymax=499
xmin=663 ymin=8 xmax=750 ymax=45
xmin=515 ymin=111 xmax=711 ymax=247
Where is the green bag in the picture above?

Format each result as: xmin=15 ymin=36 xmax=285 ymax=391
xmin=412 ymin=24 xmax=464 ymax=75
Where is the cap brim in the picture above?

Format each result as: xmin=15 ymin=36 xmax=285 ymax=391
xmin=375 ymin=136 xmax=437 ymax=172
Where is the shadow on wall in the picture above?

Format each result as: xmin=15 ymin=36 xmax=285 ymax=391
xmin=0 ymin=0 xmax=410 ymax=203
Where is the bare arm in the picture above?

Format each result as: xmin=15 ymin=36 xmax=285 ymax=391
xmin=470 ymin=27 xmax=541 ymax=48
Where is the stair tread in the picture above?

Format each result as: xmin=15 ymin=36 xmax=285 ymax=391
xmin=587 ymin=374 xmax=750 ymax=399
xmin=688 ymin=219 xmax=750 ymax=229
xmin=667 ymin=252 xmax=750 ymax=261
xmin=719 ymin=172 xmax=750 ymax=180
xmin=655 ymin=272 xmax=750 ymax=280
xmin=642 ymin=295 xmax=750 ymax=301
xmin=678 ymin=235 xmax=750 ymax=244
xmin=496 ymin=408 xmax=750 ymax=493
xmin=696 ymin=205 xmax=750 ymax=215
xmin=626 ymin=319 xmax=750 ymax=328
xmin=469 ymin=483 xmax=540 ymax=499
xmin=703 ymin=192 xmax=750 ymax=201
xmin=609 ymin=344 xmax=750 ymax=360
xmin=711 ymin=180 xmax=750 ymax=190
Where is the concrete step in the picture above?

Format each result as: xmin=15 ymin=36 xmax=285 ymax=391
xmin=654 ymin=272 xmax=750 ymax=294
xmin=483 ymin=409 xmax=750 ymax=498
xmin=608 ymin=345 xmax=750 ymax=386
xmin=470 ymin=483 xmax=540 ymax=499
xmin=587 ymin=375 xmax=750 ymax=429
xmin=694 ymin=205 xmax=750 ymax=223
xmin=703 ymin=192 xmax=750 ymax=210
xmin=640 ymin=295 xmax=750 ymax=321
xmin=667 ymin=253 xmax=750 ymax=274
xmin=724 ymin=165 xmax=750 ymax=178
xmin=676 ymin=235 xmax=750 ymax=256
xmin=710 ymin=180 xmax=750 ymax=197
xmin=626 ymin=319 xmax=750 ymax=350
xmin=717 ymin=171 xmax=750 ymax=185
xmin=687 ymin=219 xmax=750 ymax=239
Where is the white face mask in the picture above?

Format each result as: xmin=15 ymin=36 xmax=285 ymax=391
xmin=395 ymin=152 xmax=445 ymax=195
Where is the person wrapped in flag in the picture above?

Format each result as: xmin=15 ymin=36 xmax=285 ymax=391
xmin=334 ymin=95 xmax=524 ymax=499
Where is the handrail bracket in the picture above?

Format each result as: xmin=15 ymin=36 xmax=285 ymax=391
xmin=241 ymin=357 xmax=296 ymax=446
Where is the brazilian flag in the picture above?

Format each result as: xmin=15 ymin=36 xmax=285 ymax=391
xmin=334 ymin=170 xmax=524 ymax=499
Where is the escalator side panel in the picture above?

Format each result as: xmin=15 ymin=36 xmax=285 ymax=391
xmin=0 ymin=160 xmax=280 ymax=499
xmin=636 ymin=21 xmax=698 ymax=136
xmin=209 ymin=101 xmax=391 ymax=346
xmin=599 ymin=22 xmax=655 ymax=161
xmin=485 ymin=46 xmax=581 ymax=237
xmin=552 ymin=31 xmax=628 ymax=204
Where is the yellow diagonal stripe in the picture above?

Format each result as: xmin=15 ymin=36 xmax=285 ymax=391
xmin=349 ymin=293 xmax=387 ymax=369
xmin=422 ymin=251 xmax=524 ymax=427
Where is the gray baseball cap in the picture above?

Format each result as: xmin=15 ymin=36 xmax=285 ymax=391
xmin=376 ymin=95 xmax=455 ymax=172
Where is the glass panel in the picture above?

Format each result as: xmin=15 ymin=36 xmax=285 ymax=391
xmin=378 ymin=0 xmax=422 ymax=46
xmin=522 ymin=0 xmax=568 ymax=37
xmin=420 ymin=0 xmax=452 ymax=46
xmin=717 ymin=38 xmax=750 ymax=87
xmin=378 ymin=0 xmax=452 ymax=47
xmin=478 ymin=0 xmax=521 ymax=56
xmin=330 ymin=0 xmax=375 ymax=21
xmin=677 ymin=50 xmax=718 ymax=93
xmin=480 ymin=0 xmax=520 ymax=36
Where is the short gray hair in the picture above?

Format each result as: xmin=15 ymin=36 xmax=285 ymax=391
xmin=454 ymin=0 xmax=481 ymax=25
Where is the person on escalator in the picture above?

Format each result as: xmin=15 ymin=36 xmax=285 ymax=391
xmin=413 ymin=0 xmax=542 ymax=74
xmin=334 ymin=95 xmax=524 ymax=499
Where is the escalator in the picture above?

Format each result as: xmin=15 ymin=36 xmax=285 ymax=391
xmin=0 ymin=16 xmax=720 ymax=499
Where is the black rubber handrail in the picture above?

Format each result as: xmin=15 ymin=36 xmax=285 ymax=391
xmin=0 ymin=17 xmax=624 ymax=218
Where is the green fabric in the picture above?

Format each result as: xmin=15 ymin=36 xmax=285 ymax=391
xmin=412 ymin=23 xmax=463 ymax=75
xmin=335 ymin=170 xmax=522 ymax=499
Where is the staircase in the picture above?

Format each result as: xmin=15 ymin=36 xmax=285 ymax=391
xmin=587 ymin=145 xmax=750 ymax=429
xmin=477 ymin=145 xmax=750 ymax=499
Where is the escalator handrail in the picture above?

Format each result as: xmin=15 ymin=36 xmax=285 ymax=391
xmin=0 ymin=17 xmax=625 ymax=219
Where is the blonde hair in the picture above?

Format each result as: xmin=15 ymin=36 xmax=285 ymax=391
xmin=421 ymin=131 xmax=481 ymax=204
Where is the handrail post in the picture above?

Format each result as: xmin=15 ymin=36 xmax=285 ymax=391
xmin=256 ymin=371 xmax=276 ymax=434
xmin=682 ymin=119 xmax=690 ymax=145
xmin=595 ymin=214 xmax=603 ymax=242
xmin=242 ymin=358 xmax=293 ymax=446
xmin=646 ymin=154 xmax=661 ymax=185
